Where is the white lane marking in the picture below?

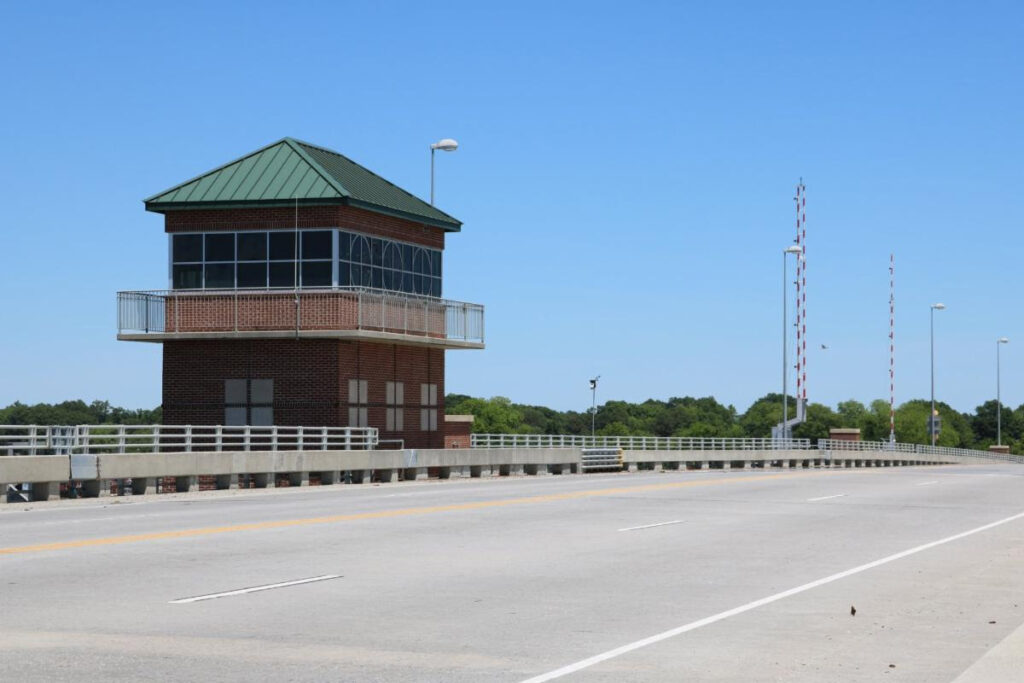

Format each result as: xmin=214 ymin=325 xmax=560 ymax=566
xmin=169 ymin=575 xmax=341 ymax=604
xmin=618 ymin=520 xmax=684 ymax=532
xmin=807 ymin=494 xmax=846 ymax=502
xmin=916 ymin=481 xmax=938 ymax=486
xmin=520 ymin=509 xmax=1024 ymax=683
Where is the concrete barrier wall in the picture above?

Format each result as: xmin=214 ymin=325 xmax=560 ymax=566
xmin=0 ymin=446 xmax=972 ymax=503
xmin=0 ymin=456 xmax=70 ymax=484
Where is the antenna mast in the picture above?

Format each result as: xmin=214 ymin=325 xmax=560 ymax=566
xmin=889 ymin=253 xmax=896 ymax=444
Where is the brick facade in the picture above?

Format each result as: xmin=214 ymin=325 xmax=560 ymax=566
xmin=163 ymin=205 xmax=446 ymax=250
xmin=163 ymin=339 xmax=445 ymax=449
xmin=148 ymin=194 xmax=462 ymax=449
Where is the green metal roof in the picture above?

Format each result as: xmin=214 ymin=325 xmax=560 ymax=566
xmin=144 ymin=138 xmax=461 ymax=231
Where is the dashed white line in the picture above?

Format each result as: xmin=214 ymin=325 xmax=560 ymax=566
xmin=520 ymin=509 xmax=1024 ymax=682
xmin=618 ymin=520 xmax=684 ymax=532
xmin=916 ymin=481 xmax=938 ymax=486
xmin=807 ymin=494 xmax=847 ymax=502
xmin=169 ymin=575 xmax=341 ymax=604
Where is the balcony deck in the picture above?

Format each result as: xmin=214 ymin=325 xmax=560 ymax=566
xmin=117 ymin=288 xmax=484 ymax=349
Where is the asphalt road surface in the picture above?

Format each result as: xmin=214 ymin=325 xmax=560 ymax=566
xmin=2 ymin=464 xmax=1023 ymax=682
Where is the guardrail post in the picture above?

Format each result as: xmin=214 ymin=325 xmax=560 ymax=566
xmin=215 ymin=425 xmax=223 ymax=452
xmin=118 ymin=425 xmax=126 ymax=453
xmin=243 ymin=426 xmax=251 ymax=452
xmin=185 ymin=425 xmax=192 ymax=452
xmin=298 ymin=426 xmax=304 ymax=451
xmin=321 ymin=427 xmax=327 ymax=451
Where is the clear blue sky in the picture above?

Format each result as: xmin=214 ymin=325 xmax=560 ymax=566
xmin=1 ymin=1 xmax=1022 ymax=415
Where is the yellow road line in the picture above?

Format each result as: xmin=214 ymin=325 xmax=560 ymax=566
xmin=0 ymin=470 xmax=836 ymax=556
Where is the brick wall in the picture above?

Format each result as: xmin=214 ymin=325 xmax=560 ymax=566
xmin=163 ymin=339 xmax=445 ymax=449
xmin=444 ymin=416 xmax=473 ymax=449
xmin=161 ymin=205 xmax=445 ymax=249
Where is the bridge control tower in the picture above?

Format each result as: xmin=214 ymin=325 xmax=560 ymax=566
xmin=117 ymin=138 xmax=485 ymax=448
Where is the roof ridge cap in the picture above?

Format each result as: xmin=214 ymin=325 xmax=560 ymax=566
xmin=291 ymin=139 xmax=460 ymax=225
xmin=143 ymin=138 xmax=293 ymax=203
xmin=281 ymin=138 xmax=351 ymax=199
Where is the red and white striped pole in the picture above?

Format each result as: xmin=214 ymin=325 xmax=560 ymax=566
xmin=800 ymin=182 xmax=807 ymax=404
xmin=889 ymin=253 xmax=896 ymax=443
xmin=794 ymin=181 xmax=807 ymax=409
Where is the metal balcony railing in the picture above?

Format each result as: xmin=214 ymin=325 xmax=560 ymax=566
xmin=817 ymin=439 xmax=1024 ymax=463
xmin=117 ymin=288 xmax=484 ymax=347
xmin=0 ymin=424 xmax=379 ymax=456
xmin=470 ymin=434 xmax=812 ymax=451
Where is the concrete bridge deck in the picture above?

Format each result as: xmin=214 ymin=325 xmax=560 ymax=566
xmin=2 ymin=464 xmax=1023 ymax=681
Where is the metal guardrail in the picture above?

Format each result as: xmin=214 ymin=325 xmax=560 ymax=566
xmin=817 ymin=439 xmax=1024 ymax=463
xmin=471 ymin=434 xmax=812 ymax=450
xmin=580 ymin=448 xmax=624 ymax=472
xmin=117 ymin=288 xmax=485 ymax=345
xmin=0 ymin=424 xmax=379 ymax=455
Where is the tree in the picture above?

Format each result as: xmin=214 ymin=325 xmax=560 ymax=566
xmin=738 ymin=393 xmax=794 ymax=438
xmin=792 ymin=402 xmax=841 ymax=442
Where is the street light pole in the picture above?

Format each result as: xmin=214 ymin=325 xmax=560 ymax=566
xmin=429 ymin=138 xmax=458 ymax=205
xmin=782 ymin=246 xmax=802 ymax=437
xmin=589 ymin=376 xmax=600 ymax=438
xmin=998 ymin=337 xmax=1009 ymax=446
xmin=930 ymin=303 xmax=946 ymax=447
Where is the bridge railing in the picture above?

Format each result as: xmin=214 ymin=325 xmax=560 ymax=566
xmin=817 ymin=439 xmax=1024 ymax=463
xmin=0 ymin=424 xmax=379 ymax=455
xmin=470 ymin=434 xmax=812 ymax=450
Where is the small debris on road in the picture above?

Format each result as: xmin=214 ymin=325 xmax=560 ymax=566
xmin=850 ymin=605 xmax=857 ymax=616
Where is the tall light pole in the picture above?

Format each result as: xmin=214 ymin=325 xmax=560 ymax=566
xmin=781 ymin=245 xmax=802 ymax=437
xmin=930 ymin=303 xmax=946 ymax=446
xmin=998 ymin=337 xmax=1009 ymax=446
xmin=429 ymin=138 xmax=458 ymax=205
xmin=589 ymin=376 xmax=600 ymax=437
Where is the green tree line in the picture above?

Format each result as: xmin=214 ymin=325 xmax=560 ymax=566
xmin=0 ymin=400 xmax=161 ymax=425
xmin=3 ymin=396 xmax=1018 ymax=453
xmin=446 ymin=394 xmax=1024 ymax=454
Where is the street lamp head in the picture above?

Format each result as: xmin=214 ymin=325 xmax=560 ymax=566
xmin=998 ymin=337 xmax=1010 ymax=344
xmin=931 ymin=303 xmax=946 ymax=310
xmin=430 ymin=138 xmax=459 ymax=152
xmin=589 ymin=376 xmax=600 ymax=390
xmin=784 ymin=245 xmax=802 ymax=254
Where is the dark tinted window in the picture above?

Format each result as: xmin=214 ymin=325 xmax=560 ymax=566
xmin=237 ymin=233 xmax=267 ymax=261
xmin=301 ymin=261 xmax=332 ymax=287
xmin=173 ymin=234 xmax=202 ymax=262
xmin=173 ymin=264 xmax=202 ymax=289
xmin=302 ymin=231 xmax=332 ymax=259
xmin=269 ymin=262 xmax=296 ymax=287
xmin=352 ymin=236 xmax=370 ymax=264
xmin=205 ymin=234 xmax=234 ymax=262
xmin=269 ymin=232 xmax=297 ymax=260
xmin=205 ymin=263 xmax=235 ymax=288
xmin=237 ymin=262 xmax=267 ymax=288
